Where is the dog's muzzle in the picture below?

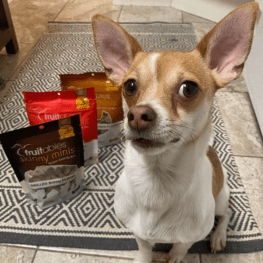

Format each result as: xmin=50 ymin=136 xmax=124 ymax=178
xmin=126 ymin=106 xmax=166 ymax=148
xmin=127 ymin=105 xmax=156 ymax=131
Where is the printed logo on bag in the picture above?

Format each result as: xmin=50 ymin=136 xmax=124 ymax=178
xmin=59 ymin=125 xmax=75 ymax=140
xmin=105 ymin=80 xmax=119 ymax=91
xmin=12 ymin=142 xmax=76 ymax=164
xmin=76 ymin=96 xmax=90 ymax=110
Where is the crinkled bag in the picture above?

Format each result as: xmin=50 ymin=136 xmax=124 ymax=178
xmin=24 ymin=88 xmax=98 ymax=165
xmin=0 ymin=115 xmax=85 ymax=209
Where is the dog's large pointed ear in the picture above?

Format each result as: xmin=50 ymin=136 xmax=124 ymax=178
xmin=92 ymin=15 xmax=142 ymax=84
xmin=195 ymin=2 xmax=259 ymax=88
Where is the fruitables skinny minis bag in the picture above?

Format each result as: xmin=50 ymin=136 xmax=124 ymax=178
xmin=24 ymin=88 xmax=98 ymax=165
xmin=0 ymin=115 xmax=85 ymax=209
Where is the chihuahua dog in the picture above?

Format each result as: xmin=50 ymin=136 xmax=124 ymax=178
xmin=92 ymin=2 xmax=258 ymax=262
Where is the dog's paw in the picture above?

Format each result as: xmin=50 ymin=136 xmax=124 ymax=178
xmin=210 ymin=229 xmax=227 ymax=254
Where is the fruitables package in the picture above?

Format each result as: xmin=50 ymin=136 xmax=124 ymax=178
xmin=24 ymin=88 xmax=98 ymax=165
xmin=60 ymin=72 xmax=123 ymax=147
xmin=0 ymin=115 xmax=85 ymax=209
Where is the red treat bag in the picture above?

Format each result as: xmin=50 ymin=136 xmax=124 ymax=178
xmin=24 ymin=88 xmax=98 ymax=165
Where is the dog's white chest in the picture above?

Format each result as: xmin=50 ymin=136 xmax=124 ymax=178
xmin=114 ymin=144 xmax=215 ymax=244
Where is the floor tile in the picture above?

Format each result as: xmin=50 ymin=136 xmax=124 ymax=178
xmin=234 ymin=156 xmax=263 ymax=232
xmin=215 ymin=92 xmax=263 ymax=157
xmin=10 ymin=0 xmax=69 ymax=38
xmin=184 ymin=254 xmax=200 ymax=263
xmin=34 ymin=250 xmax=132 ymax=263
xmin=217 ymin=74 xmax=248 ymax=93
xmin=113 ymin=0 xmax=171 ymax=7
xmin=1 ymin=0 xmax=69 ymax=80
xmin=55 ymin=0 xmax=122 ymax=22
xmin=35 ymin=249 xmax=199 ymax=262
xmin=38 ymin=247 xmax=136 ymax=260
xmin=155 ymin=253 xmax=200 ymax=263
xmin=37 ymin=246 xmax=200 ymax=262
xmin=0 ymin=245 xmax=36 ymax=263
xmin=38 ymin=247 xmax=168 ymax=262
xmin=182 ymin=12 xmax=212 ymax=23
xmin=192 ymin=22 xmax=216 ymax=43
xmin=201 ymin=252 xmax=263 ymax=263
xmin=118 ymin=6 xmax=182 ymax=23
xmin=0 ymin=42 xmax=36 ymax=81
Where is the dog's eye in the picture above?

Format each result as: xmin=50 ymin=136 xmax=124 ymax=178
xmin=124 ymin=79 xmax=137 ymax=96
xmin=178 ymin=81 xmax=199 ymax=99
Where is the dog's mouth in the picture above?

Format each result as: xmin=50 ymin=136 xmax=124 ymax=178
xmin=130 ymin=135 xmax=181 ymax=149
xmin=132 ymin=138 xmax=165 ymax=148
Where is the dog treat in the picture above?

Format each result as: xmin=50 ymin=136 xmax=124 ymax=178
xmin=23 ymin=88 xmax=98 ymax=165
xmin=60 ymin=72 xmax=123 ymax=147
xmin=0 ymin=115 xmax=85 ymax=209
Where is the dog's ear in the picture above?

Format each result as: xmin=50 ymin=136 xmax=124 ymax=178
xmin=92 ymin=15 xmax=142 ymax=84
xmin=196 ymin=2 xmax=259 ymax=88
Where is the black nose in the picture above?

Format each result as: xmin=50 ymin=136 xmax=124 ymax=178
xmin=127 ymin=106 xmax=156 ymax=131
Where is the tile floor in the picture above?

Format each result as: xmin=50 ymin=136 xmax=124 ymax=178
xmin=1 ymin=0 xmax=263 ymax=262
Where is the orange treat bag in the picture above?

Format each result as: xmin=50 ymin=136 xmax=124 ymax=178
xmin=60 ymin=72 xmax=123 ymax=147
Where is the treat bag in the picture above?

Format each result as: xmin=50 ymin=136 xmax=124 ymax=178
xmin=0 ymin=115 xmax=85 ymax=209
xmin=60 ymin=72 xmax=123 ymax=147
xmin=23 ymin=88 xmax=98 ymax=165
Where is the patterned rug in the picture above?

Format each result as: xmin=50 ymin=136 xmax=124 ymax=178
xmin=0 ymin=22 xmax=263 ymax=254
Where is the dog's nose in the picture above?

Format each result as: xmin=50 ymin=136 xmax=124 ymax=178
xmin=127 ymin=106 xmax=156 ymax=131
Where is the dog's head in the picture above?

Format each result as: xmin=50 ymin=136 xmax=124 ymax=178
xmin=92 ymin=3 xmax=258 ymax=155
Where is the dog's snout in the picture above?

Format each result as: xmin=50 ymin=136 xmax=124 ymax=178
xmin=127 ymin=106 xmax=156 ymax=131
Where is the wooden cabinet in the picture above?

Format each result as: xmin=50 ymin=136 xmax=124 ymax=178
xmin=0 ymin=0 xmax=18 ymax=54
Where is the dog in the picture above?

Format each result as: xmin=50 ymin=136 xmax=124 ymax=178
xmin=92 ymin=2 xmax=259 ymax=262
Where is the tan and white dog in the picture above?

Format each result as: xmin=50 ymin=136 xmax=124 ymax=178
xmin=92 ymin=2 xmax=259 ymax=262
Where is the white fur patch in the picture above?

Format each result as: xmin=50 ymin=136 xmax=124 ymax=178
xmin=149 ymin=53 xmax=160 ymax=96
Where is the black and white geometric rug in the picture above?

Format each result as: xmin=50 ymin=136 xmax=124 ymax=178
xmin=0 ymin=22 xmax=263 ymax=254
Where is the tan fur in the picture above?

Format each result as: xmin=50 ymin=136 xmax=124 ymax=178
xmin=207 ymin=146 xmax=224 ymax=199
xmin=120 ymin=50 xmax=216 ymax=122
xmin=196 ymin=2 xmax=259 ymax=88
xmin=92 ymin=3 xmax=259 ymax=260
xmin=92 ymin=14 xmax=142 ymax=85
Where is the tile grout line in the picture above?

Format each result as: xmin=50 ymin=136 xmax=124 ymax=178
xmin=233 ymin=154 xmax=263 ymax=159
xmin=53 ymin=0 xmax=72 ymax=22
xmin=31 ymin=247 xmax=38 ymax=263
xmin=117 ymin=5 xmax=124 ymax=23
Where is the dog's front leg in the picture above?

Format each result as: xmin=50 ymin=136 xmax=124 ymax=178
xmin=167 ymin=242 xmax=193 ymax=263
xmin=134 ymin=235 xmax=153 ymax=263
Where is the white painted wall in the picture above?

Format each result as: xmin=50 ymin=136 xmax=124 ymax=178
xmin=244 ymin=2 xmax=263 ymax=136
